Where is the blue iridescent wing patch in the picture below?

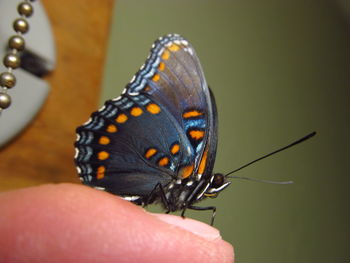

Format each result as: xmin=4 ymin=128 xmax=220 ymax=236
xmin=75 ymin=34 xmax=219 ymax=208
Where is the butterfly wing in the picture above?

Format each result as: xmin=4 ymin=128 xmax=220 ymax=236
xmin=74 ymin=34 xmax=217 ymax=200
xmin=127 ymin=34 xmax=218 ymax=178
xmin=75 ymin=94 xmax=186 ymax=197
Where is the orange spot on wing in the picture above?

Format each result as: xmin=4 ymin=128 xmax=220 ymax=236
xmin=168 ymin=44 xmax=180 ymax=52
xmin=99 ymin=136 xmax=110 ymax=145
xmin=130 ymin=107 xmax=143 ymax=117
xmin=179 ymin=165 xmax=194 ymax=179
xmin=152 ymin=74 xmax=160 ymax=82
xmin=183 ymin=110 xmax=203 ymax=118
xmin=198 ymin=150 xmax=208 ymax=175
xmin=96 ymin=166 xmax=105 ymax=179
xmin=158 ymin=62 xmax=165 ymax=71
xmin=98 ymin=151 xmax=109 ymax=160
xmin=170 ymin=143 xmax=180 ymax=155
xmin=146 ymin=103 xmax=161 ymax=114
xmin=189 ymin=130 xmax=204 ymax=140
xmin=162 ymin=50 xmax=170 ymax=60
xmin=145 ymin=148 xmax=157 ymax=159
xmin=116 ymin=113 xmax=128 ymax=123
xmin=106 ymin=124 xmax=117 ymax=133
xmin=158 ymin=157 xmax=169 ymax=167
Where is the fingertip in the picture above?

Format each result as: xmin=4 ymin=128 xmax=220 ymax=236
xmin=152 ymin=213 xmax=234 ymax=262
xmin=0 ymin=183 xmax=234 ymax=263
xmin=152 ymin=213 xmax=221 ymax=241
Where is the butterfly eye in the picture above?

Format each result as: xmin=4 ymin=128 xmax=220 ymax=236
xmin=211 ymin=173 xmax=225 ymax=188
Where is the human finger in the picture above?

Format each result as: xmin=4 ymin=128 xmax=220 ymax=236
xmin=0 ymin=183 xmax=234 ymax=263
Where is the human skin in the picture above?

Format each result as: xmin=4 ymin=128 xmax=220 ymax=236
xmin=0 ymin=183 xmax=234 ymax=263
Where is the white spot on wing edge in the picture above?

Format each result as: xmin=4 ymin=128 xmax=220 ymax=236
xmin=83 ymin=118 xmax=92 ymax=125
xmin=74 ymin=148 xmax=79 ymax=159
xmin=98 ymin=105 xmax=106 ymax=112
xmin=94 ymin=186 xmax=106 ymax=191
xmin=181 ymin=40 xmax=189 ymax=46
xmin=184 ymin=47 xmax=194 ymax=55
xmin=122 ymin=196 xmax=140 ymax=201
xmin=112 ymin=96 xmax=122 ymax=101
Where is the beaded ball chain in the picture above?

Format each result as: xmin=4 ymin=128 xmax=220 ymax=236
xmin=0 ymin=0 xmax=35 ymax=114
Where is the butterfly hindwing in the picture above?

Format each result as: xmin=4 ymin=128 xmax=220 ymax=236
xmin=75 ymin=94 xmax=195 ymax=197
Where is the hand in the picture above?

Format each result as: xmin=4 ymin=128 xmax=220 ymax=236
xmin=0 ymin=183 xmax=234 ymax=263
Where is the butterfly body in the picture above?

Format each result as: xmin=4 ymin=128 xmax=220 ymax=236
xmin=74 ymin=34 xmax=230 ymax=223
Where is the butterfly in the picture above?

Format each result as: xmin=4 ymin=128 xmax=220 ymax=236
xmin=74 ymin=34 xmax=230 ymax=225
xmin=74 ymin=34 xmax=315 ymax=225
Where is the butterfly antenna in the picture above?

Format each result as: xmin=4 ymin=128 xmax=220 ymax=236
xmin=225 ymin=131 xmax=316 ymax=183
xmin=227 ymin=175 xmax=293 ymax=184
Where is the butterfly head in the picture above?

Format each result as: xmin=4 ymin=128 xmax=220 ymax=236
xmin=203 ymin=173 xmax=231 ymax=198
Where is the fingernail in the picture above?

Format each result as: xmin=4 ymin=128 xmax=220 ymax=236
xmin=152 ymin=213 xmax=222 ymax=241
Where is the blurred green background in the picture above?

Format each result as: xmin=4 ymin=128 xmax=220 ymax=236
xmin=101 ymin=0 xmax=350 ymax=262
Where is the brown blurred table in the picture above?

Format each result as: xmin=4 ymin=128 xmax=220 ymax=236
xmin=0 ymin=0 xmax=114 ymax=191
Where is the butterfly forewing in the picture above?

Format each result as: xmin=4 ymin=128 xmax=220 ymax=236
xmin=127 ymin=34 xmax=216 ymax=173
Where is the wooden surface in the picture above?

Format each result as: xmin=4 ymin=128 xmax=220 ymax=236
xmin=0 ymin=0 xmax=114 ymax=191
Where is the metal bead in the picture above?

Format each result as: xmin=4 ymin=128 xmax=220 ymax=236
xmin=0 ymin=72 xmax=16 ymax=88
xmin=18 ymin=2 xmax=33 ymax=17
xmin=0 ymin=93 xmax=11 ymax=109
xmin=13 ymin=18 xmax=29 ymax=34
xmin=3 ymin=53 xmax=21 ymax=69
xmin=8 ymin=35 xmax=25 ymax=51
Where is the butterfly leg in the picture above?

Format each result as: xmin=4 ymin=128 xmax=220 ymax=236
xmin=186 ymin=205 xmax=217 ymax=226
xmin=144 ymin=182 xmax=171 ymax=213
xmin=181 ymin=208 xmax=187 ymax=219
